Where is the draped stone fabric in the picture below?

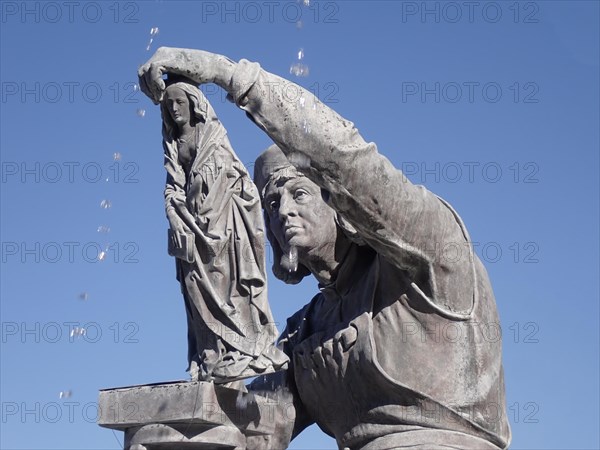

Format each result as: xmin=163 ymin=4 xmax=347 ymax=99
xmin=228 ymin=62 xmax=512 ymax=449
xmin=137 ymin=49 xmax=510 ymax=448
xmin=161 ymin=83 xmax=288 ymax=382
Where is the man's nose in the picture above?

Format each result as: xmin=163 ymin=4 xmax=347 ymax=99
xmin=278 ymin=193 xmax=297 ymax=219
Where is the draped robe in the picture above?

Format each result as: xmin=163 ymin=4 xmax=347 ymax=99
xmin=163 ymin=96 xmax=287 ymax=381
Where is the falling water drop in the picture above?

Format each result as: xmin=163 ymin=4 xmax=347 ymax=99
xmin=290 ymin=47 xmax=309 ymax=77
xmin=146 ymin=27 xmax=160 ymax=51
xmin=97 ymin=225 xmax=111 ymax=233
xmin=113 ymin=152 xmax=122 ymax=161
xmin=59 ymin=390 xmax=72 ymax=399
xmin=70 ymin=327 xmax=86 ymax=338
xmin=77 ymin=292 xmax=89 ymax=301
xmin=100 ymin=200 xmax=111 ymax=209
xmin=236 ymin=391 xmax=255 ymax=410
xmin=290 ymin=63 xmax=310 ymax=77
xmin=288 ymin=246 xmax=298 ymax=273
xmin=136 ymin=108 xmax=146 ymax=118
xmin=302 ymin=119 xmax=311 ymax=134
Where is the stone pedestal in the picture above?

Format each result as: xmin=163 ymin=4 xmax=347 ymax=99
xmin=98 ymin=381 xmax=275 ymax=450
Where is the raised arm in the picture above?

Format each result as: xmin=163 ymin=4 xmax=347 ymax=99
xmin=140 ymin=47 xmax=477 ymax=315
xmin=244 ymin=311 xmax=315 ymax=449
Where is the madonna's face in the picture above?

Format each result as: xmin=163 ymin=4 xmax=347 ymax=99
xmin=164 ymin=85 xmax=191 ymax=126
xmin=263 ymin=174 xmax=338 ymax=260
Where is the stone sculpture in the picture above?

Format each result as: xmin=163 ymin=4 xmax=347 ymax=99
xmin=135 ymin=47 xmax=512 ymax=449
xmin=160 ymin=76 xmax=287 ymax=382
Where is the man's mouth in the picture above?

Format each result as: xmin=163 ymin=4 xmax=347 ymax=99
xmin=284 ymin=224 xmax=301 ymax=237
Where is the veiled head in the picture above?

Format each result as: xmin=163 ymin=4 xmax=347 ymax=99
xmin=160 ymin=77 xmax=208 ymax=139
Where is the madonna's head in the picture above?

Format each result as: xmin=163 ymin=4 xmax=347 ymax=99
xmin=160 ymin=77 xmax=208 ymax=139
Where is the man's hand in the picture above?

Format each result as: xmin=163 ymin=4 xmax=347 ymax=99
xmin=138 ymin=47 xmax=235 ymax=104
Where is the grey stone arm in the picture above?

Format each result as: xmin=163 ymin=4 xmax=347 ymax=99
xmin=163 ymin=140 xmax=203 ymax=238
xmin=231 ymin=60 xmax=477 ymax=315
xmin=244 ymin=315 xmax=315 ymax=449
xmin=139 ymin=46 xmax=477 ymax=314
xmin=245 ymin=368 xmax=313 ymax=449
xmin=163 ymin=143 xmax=186 ymax=226
xmin=138 ymin=47 xmax=236 ymax=104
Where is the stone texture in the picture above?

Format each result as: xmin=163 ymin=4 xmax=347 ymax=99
xmin=135 ymin=47 xmax=512 ymax=449
xmin=99 ymin=381 xmax=275 ymax=449
xmin=159 ymin=78 xmax=288 ymax=382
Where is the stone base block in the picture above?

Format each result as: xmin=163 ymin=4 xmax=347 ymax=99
xmin=98 ymin=381 xmax=274 ymax=450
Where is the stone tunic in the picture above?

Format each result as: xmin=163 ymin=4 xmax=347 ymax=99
xmin=235 ymin=60 xmax=511 ymax=449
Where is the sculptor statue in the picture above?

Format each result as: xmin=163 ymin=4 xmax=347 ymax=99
xmin=140 ymin=48 xmax=511 ymax=449
xmin=160 ymin=77 xmax=287 ymax=382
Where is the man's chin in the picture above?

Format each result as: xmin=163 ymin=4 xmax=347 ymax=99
xmin=285 ymin=236 xmax=305 ymax=249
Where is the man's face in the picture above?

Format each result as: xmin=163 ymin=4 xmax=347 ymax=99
xmin=263 ymin=173 xmax=337 ymax=258
xmin=164 ymin=85 xmax=191 ymax=126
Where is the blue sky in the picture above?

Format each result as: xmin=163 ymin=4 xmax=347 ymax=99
xmin=1 ymin=1 xmax=598 ymax=449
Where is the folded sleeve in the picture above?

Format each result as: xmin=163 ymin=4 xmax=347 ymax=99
xmin=230 ymin=60 xmax=477 ymax=316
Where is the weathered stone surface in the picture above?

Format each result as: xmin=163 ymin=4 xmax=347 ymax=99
xmin=125 ymin=424 xmax=245 ymax=449
xmin=160 ymin=78 xmax=288 ymax=383
xmin=99 ymin=381 xmax=275 ymax=449
xmin=136 ymin=47 xmax=512 ymax=449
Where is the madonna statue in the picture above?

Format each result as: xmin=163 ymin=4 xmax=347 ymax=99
xmin=160 ymin=76 xmax=288 ymax=382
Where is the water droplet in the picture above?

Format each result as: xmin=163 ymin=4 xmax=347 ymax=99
xmin=59 ymin=390 xmax=72 ymax=399
xmin=70 ymin=327 xmax=86 ymax=338
xmin=303 ymin=0 xmax=310 ymax=6
xmin=100 ymin=200 xmax=111 ymax=209
xmin=133 ymin=84 xmax=139 ymax=92
xmin=113 ymin=152 xmax=122 ymax=161
xmin=98 ymin=250 xmax=107 ymax=261
xmin=297 ymin=48 xmax=304 ymax=60
xmin=146 ymin=27 xmax=160 ymax=51
xmin=136 ymin=109 xmax=146 ymax=117
xmin=298 ymin=95 xmax=306 ymax=109
xmin=290 ymin=63 xmax=310 ymax=77
xmin=77 ymin=292 xmax=89 ymax=301
xmin=281 ymin=245 xmax=298 ymax=272
xmin=302 ymin=119 xmax=311 ymax=134
xmin=97 ymin=225 xmax=111 ymax=233
xmin=296 ymin=20 xmax=303 ymax=29
xmin=236 ymin=391 xmax=252 ymax=409
xmin=288 ymin=246 xmax=298 ymax=272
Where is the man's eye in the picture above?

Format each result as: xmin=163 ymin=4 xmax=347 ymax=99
xmin=268 ymin=200 xmax=279 ymax=212
xmin=294 ymin=189 xmax=308 ymax=200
